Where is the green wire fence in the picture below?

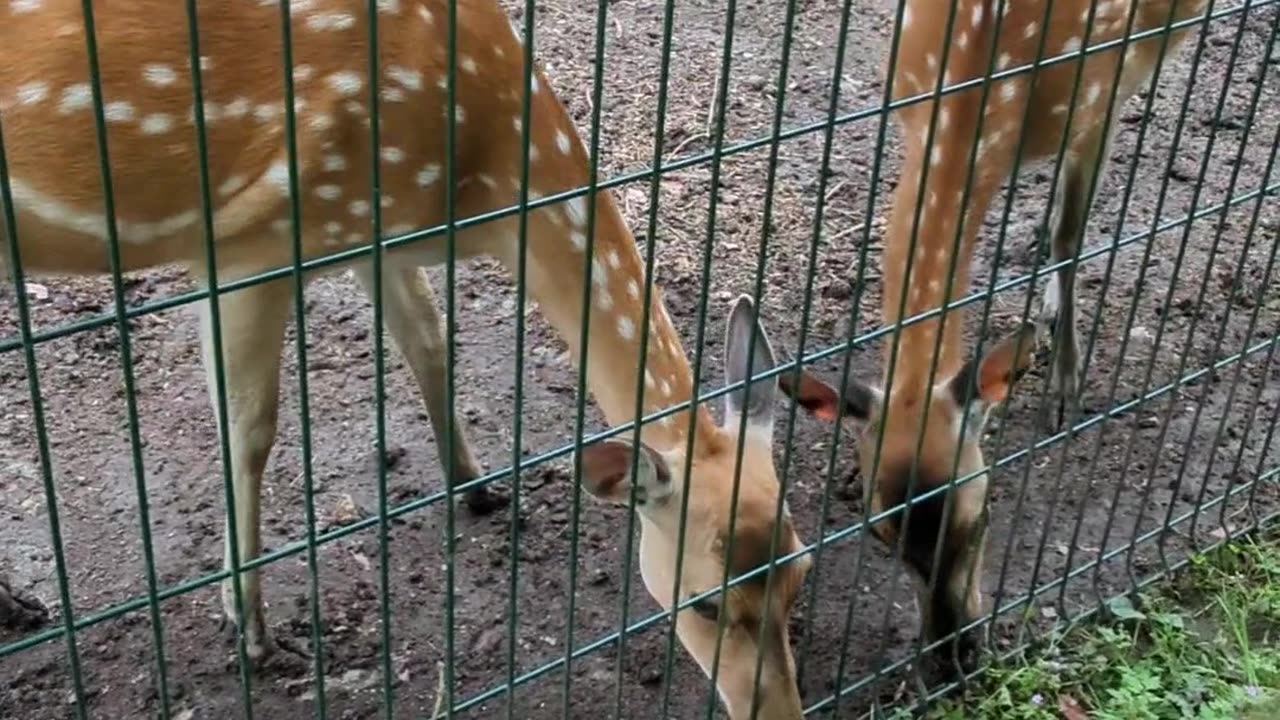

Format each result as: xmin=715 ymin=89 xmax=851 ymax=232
xmin=2 ymin=0 xmax=1278 ymax=718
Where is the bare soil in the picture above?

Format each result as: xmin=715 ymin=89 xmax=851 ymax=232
xmin=3 ymin=1 xmax=1279 ymax=718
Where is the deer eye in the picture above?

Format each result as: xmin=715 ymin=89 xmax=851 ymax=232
xmin=687 ymin=595 xmax=721 ymax=622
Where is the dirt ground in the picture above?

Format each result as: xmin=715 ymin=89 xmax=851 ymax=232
xmin=3 ymin=1 xmax=1279 ymax=718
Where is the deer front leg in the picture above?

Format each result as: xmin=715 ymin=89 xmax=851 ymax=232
xmin=197 ymin=277 xmax=291 ymax=666
xmin=1039 ymin=126 xmax=1114 ymax=430
xmin=352 ymin=261 xmax=506 ymax=514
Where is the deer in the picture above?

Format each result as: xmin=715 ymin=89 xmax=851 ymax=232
xmin=775 ymin=0 xmax=1211 ymax=671
xmin=0 ymin=1 xmax=813 ymax=717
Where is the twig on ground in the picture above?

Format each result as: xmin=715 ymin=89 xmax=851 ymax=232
xmin=428 ymin=661 xmax=447 ymax=719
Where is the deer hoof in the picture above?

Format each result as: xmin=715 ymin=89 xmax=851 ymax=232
xmin=462 ymin=484 xmax=510 ymax=516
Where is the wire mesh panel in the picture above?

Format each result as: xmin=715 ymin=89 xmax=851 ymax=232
xmin=1 ymin=1 xmax=1277 ymax=719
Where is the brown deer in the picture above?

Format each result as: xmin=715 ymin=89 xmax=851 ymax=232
xmin=0 ymin=1 xmax=810 ymax=716
xmin=777 ymin=0 xmax=1210 ymax=668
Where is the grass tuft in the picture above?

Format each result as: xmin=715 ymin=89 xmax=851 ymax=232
xmin=896 ymin=528 xmax=1280 ymax=719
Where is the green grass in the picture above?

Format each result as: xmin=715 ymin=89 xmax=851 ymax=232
xmin=899 ymin=529 xmax=1280 ymax=719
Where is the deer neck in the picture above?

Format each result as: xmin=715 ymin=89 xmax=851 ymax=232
xmin=879 ymin=140 xmax=997 ymax=403
xmin=456 ymin=67 xmax=717 ymax=454
xmin=519 ymin=195 xmax=717 ymax=453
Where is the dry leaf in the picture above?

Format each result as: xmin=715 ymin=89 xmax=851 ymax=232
xmin=1059 ymin=694 xmax=1089 ymax=720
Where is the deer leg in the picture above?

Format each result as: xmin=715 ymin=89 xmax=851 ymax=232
xmin=1039 ymin=126 xmax=1113 ymax=430
xmin=352 ymin=261 xmax=506 ymax=515
xmin=197 ymin=277 xmax=291 ymax=665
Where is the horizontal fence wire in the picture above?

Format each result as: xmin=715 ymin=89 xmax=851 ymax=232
xmin=1 ymin=0 xmax=1278 ymax=717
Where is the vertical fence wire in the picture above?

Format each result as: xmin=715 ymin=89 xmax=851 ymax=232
xmin=182 ymin=0 xmax=257 ymax=711
xmin=986 ymin=0 xmax=1154 ymax=643
xmin=275 ymin=3 xmax=330 ymax=714
xmin=822 ymin=0 xmax=918 ymax=710
xmin=443 ymin=0 xmax=461 ymax=715
xmin=1005 ymin=0 xmax=1143 ymax=652
xmin=917 ymin=0 xmax=1028 ymax=688
xmin=506 ymin=2 xmax=539 ymax=717
xmin=693 ymin=0 xmax=749 ymax=715
xmin=1049 ymin=0 xmax=1172 ymax=618
xmin=561 ymin=0 xmax=613 ymax=711
xmin=71 ymin=0 xmax=173 ymax=715
xmin=738 ymin=0 xmax=807 ymax=714
xmin=859 ymin=0 xmax=971 ymax=708
xmin=359 ymin=1 xmax=397 ymax=716
xmin=789 ymin=0 xmax=859 ymax=692
xmin=645 ymin=0 xmax=699 ymax=715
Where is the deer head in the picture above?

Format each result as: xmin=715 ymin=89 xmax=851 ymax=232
xmin=778 ymin=322 xmax=1040 ymax=669
xmin=580 ymin=296 xmax=811 ymax=719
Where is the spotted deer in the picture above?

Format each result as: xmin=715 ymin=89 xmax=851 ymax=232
xmin=777 ymin=0 xmax=1210 ymax=668
xmin=0 ymin=1 xmax=811 ymax=716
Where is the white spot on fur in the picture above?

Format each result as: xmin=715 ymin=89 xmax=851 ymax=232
xmin=1023 ymin=22 xmax=1039 ymax=40
xmin=143 ymin=64 xmax=178 ymax=87
xmin=140 ymin=113 xmax=174 ymax=135
xmin=617 ymin=317 xmax=636 ymax=340
xmin=1000 ymin=80 xmax=1018 ymax=103
xmin=1062 ymin=36 xmax=1082 ymax=54
xmin=327 ymin=71 xmax=364 ymax=97
xmin=309 ymin=114 xmax=335 ymax=132
xmin=387 ymin=65 xmax=422 ymax=90
xmin=349 ymin=200 xmax=370 ymax=217
xmin=595 ymin=288 xmax=614 ymax=311
xmin=315 ymin=184 xmax=342 ymax=201
xmin=381 ymin=147 xmax=405 ymax=164
xmin=223 ymin=97 xmax=250 ymax=119
xmin=307 ymin=12 xmax=356 ymax=32
xmin=417 ymin=5 xmax=433 ymax=23
xmin=416 ymin=164 xmax=441 ymax=187
xmin=569 ymin=231 xmax=586 ymax=251
xmin=293 ymin=65 xmax=314 ymax=83
xmin=627 ymin=279 xmax=640 ymax=300
xmin=1085 ymin=82 xmax=1102 ymax=106
xmin=9 ymin=0 xmax=41 ymax=14
xmin=970 ymin=3 xmax=983 ymax=27
xmin=324 ymin=154 xmax=347 ymax=172
xmin=254 ymin=103 xmax=279 ymax=123
xmin=556 ymin=129 xmax=572 ymax=155
xmin=58 ymin=84 xmax=92 ymax=114
xmin=565 ymin=196 xmax=587 ymax=227
xmin=16 ymin=81 xmax=49 ymax=106
xmin=460 ymin=55 xmax=479 ymax=75
xmin=265 ymin=162 xmax=291 ymax=195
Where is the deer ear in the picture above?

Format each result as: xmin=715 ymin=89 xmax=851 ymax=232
xmin=580 ymin=439 xmax=673 ymax=506
xmin=949 ymin=321 xmax=1041 ymax=410
xmin=722 ymin=295 xmax=779 ymax=434
xmin=778 ymin=366 xmax=881 ymax=424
